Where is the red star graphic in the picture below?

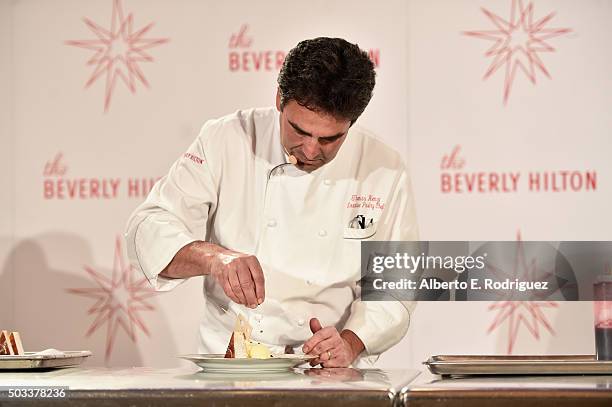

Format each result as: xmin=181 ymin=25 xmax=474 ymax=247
xmin=463 ymin=0 xmax=571 ymax=104
xmin=67 ymin=236 xmax=156 ymax=363
xmin=486 ymin=231 xmax=558 ymax=354
xmin=66 ymin=0 xmax=169 ymax=112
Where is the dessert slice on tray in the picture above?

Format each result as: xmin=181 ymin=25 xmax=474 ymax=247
xmin=0 ymin=330 xmax=91 ymax=370
xmin=0 ymin=330 xmax=25 ymax=355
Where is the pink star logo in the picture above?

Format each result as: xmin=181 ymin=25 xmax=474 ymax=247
xmin=463 ymin=0 xmax=571 ymax=104
xmin=66 ymin=0 xmax=169 ymax=112
xmin=68 ymin=236 xmax=156 ymax=363
xmin=486 ymin=231 xmax=558 ymax=354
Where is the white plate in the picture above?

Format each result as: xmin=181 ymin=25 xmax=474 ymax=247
xmin=179 ymin=353 xmax=315 ymax=373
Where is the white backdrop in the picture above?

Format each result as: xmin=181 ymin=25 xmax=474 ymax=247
xmin=0 ymin=0 xmax=610 ymax=369
xmin=381 ymin=0 xmax=611 ymax=368
xmin=0 ymin=0 xmax=14 ymax=335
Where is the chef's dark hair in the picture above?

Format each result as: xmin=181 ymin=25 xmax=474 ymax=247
xmin=277 ymin=37 xmax=375 ymax=124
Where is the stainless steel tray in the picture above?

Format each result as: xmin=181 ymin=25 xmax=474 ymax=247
xmin=0 ymin=351 xmax=91 ymax=370
xmin=424 ymin=355 xmax=612 ymax=376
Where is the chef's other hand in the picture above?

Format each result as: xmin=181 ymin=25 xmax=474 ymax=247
xmin=210 ymin=248 xmax=265 ymax=309
xmin=302 ymin=318 xmax=364 ymax=368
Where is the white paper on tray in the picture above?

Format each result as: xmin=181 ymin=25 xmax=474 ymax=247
xmin=33 ymin=349 xmax=67 ymax=356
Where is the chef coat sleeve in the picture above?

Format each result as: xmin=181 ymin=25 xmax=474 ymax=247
xmin=342 ymin=166 xmax=418 ymax=358
xmin=124 ymin=121 xmax=219 ymax=291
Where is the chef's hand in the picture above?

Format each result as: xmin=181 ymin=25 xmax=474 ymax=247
xmin=302 ymin=318 xmax=365 ymax=368
xmin=160 ymin=241 xmax=265 ymax=308
xmin=209 ymin=247 xmax=265 ymax=309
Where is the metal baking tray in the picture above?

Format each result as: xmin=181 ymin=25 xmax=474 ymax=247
xmin=424 ymin=355 xmax=612 ymax=376
xmin=0 ymin=351 xmax=91 ymax=370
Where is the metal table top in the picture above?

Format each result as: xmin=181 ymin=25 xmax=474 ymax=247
xmin=3 ymin=367 xmax=612 ymax=406
xmin=0 ymin=366 xmax=420 ymax=407
xmin=404 ymin=370 xmax=612 ymax=407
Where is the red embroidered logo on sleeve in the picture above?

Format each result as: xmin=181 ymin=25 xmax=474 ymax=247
xmin=184 ymin=153 xmax=204 ymax=165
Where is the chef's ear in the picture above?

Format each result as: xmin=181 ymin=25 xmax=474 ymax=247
xmin=276 ymin=88 xmax=282 ymax=112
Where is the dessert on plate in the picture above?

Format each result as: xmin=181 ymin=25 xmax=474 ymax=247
xmin=224 ymin=314 xmax=272 ymax=359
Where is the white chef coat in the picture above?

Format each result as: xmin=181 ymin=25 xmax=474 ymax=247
xmin=125 ymin=107 xmax=418 ymax=366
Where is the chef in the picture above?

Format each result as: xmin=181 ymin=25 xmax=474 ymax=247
xmin=125 ymin=37 xmax=418 ymax=368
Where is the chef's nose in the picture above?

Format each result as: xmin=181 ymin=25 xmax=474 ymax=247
xmin=302 ymin=137 xmax=321 ymax=160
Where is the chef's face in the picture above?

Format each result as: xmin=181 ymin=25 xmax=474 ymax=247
xmin=277 ymin=90 xmax=351 ymax=172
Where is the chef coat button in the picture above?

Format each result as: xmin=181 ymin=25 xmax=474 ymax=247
xmin=318 ymin=229 xmax=327 ymax=237
xmin=254 ymin=314 xmax=263 ymax=322
xmin=297 ymin=319 xmax=305 ymax=327
xmin=267 ymin=219 xmax=277 ymax=227
xmin=323 ymin=179 xmax=332 ymax=186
